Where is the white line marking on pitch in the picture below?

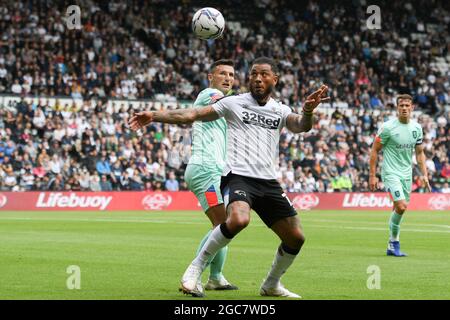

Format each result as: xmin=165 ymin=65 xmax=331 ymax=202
xmin=0 ymin=217 xmax=202 ymax=225
xmin=306 ymin=224 xmax=450 ymax=234
xmin=0 ymin=217 xmax=449 ymax=234
xmin=306 ymin=218 xmax=450 ymax=229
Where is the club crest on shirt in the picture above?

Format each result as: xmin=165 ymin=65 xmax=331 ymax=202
xmin=412 ymin=130 xmax=417 ymax=139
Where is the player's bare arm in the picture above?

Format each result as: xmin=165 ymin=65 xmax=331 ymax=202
xmin=286 ymin=85 xmax=329 ymax=133
xmin=128 ymin=106 xmax=219 ymax=130
xmin=415 ymin=143 xmax=432 ymax=192
xmin=369 ymin=137 xmax=383 ymax=191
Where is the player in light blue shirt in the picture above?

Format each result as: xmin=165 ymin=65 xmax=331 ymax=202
xmin=370 ymin=94 xmax=431 ymax=256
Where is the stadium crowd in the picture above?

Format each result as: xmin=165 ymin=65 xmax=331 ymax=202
xmin=0 ymin=0 xmax=449 ymax=193
xmin=1 ymin=99 xmax=448 ymax=193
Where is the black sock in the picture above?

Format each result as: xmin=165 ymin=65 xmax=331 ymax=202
xmin=220 ymin=223 xmax=235 ymax=239
xmin=281 ymin=243 xmax=300 ymax=255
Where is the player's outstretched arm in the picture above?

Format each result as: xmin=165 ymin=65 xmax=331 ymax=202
xmin=415 ymin=144 xmax=432 ymax=192
xmin=128 ymin=106 xmax=219 ymax=130
xmin=369 ymin=137 xmax=382 ymax=191
xmin=286 ymin=85 xmax=329 ymax=133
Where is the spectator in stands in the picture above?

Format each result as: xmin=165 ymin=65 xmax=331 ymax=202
xmin=48 ymin=174 xmax=64 ymax=191
xmin=153 ymin=181 xmax=163 ymax=191
xmin=20 ymin=168 xmax=35 ymax=191
xmin=120 ymin=171 xmax=131 ymax=190
xmin=49 ymin=154 xmax=63 ymax=175
xmin=89 ymin=174 xmax=101 ymax=192
xmin=96 ymin=155 xmax=112 ymax=176
xmin=441 ymin=183 xmax=450 ymax=194
xmin=66 ymin=175 xmax=82 ymax=191
xmin=441 ymin=160 xmax=450 ymax=180
xmin=3 ymin=167 xmax=17 ymax=190
xmin=165 ymin=171 xmax=179 ymax=191
xmin=129 ymin=169 xmax=144 ymax=191
xmin=110 ymin=160 xmax=123 ymax=190
xmin=78 ymin=170 xmax=91 ymax=191
xmin=100 ymin=175 xmax=113 ymax=191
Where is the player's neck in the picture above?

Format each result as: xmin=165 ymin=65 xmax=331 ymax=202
xmin=398 ymin=117 xmax=410 ymax=124
xmin=251 ymin=93 xmax=271 ymax=106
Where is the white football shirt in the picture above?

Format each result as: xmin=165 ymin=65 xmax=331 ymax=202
xmin=212 ymin=92 xmax=292 ymax=180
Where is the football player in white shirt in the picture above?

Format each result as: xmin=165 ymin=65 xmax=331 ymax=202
xmin=129 ymin=57 xmax=329 ymax=298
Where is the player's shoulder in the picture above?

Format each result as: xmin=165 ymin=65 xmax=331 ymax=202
xmin=194 ymin=88 xmax=224 ymax=107
xmin=280 ymin=102 xmax=293 ymax=113
xmin=410 ymin=119 xmax=422 ymax=130
xmin=214 ymin=91 xmax=245 ymax=104
xmin=377 ymin=118 xmax=395 ymax=136
xmin=199 ymin=87 xmax=220 ymax=95
xmin=383 ymin=118 xmax=397 ymax=129
xmin=198 ymin=88 xmax=223 ymax=100
xmin=232 ymin=92 xmax=250 ymax=100
xmin=269 ymin=98 xmax=292 ymax=113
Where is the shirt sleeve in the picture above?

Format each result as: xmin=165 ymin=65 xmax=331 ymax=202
xmin=211 ymin=96 xmax=232 ymax=118
xmin=194 ymin=89 xmax=223 ymax=107
xmin=416 ymin=126 xmax=423 ymax=145
xmin=280 ymin=104 xmax=293 ymax=128
xmin=201 ymin=89 xmax=224 ymax=105
xmin=376 ymin=123 xmax=390 ymax=145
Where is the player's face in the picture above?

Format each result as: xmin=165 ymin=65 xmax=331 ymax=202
xmin=397 ymin=99 xmax=414 ymax=120
xmin=249 ymin=64 xmax=278 ymax=101
xmin=209 ymin=65 xmax=235 ymax=94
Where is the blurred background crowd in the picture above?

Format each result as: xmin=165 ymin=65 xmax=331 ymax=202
xmin=0 ymin=0 xmax=449 ymax=193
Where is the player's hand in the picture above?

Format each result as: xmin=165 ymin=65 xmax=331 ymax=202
xmin=421 ymin=176 xmax=432 ymax=192
xmin=303 ymin=85 xmax=330 ymax=113
xmin=369 ymin=176 xmax=379 ymax=191
xmin=129 ymin=111 xmax=154 ymax=131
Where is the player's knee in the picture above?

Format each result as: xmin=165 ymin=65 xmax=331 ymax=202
xmin=285 ymin=230 xmax=305 ymax=251
xmin=293 ymin=232 xmax=306 ymax=249
xmin=395 ymin=202 xmax=407 ymax=214
xmin=228 ymin=204 xmax=250 ymax=232
xmin=299 ymin=232 xmax=306 ymax=245
xmin=229 ymin=213 xmax=250 ymax=231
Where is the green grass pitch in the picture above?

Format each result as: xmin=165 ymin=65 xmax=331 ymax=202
xmin=0 ymin=209 xmax=449 ymax=300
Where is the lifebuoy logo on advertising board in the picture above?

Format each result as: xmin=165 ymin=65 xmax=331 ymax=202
xmin=292 ymin=194 xmax=320 ymax=210
xmin=0 ymin=191 xmax=447 ymax=211
xmin=342 ymin=193 xmax=392 ymax=208
xmin=36 ymin=193 xmax=112 ymax=210
xmin=0 ymin=193 xmax=7 ymax=208
xmin=142 ymin=194 xmax=172 ymax=210
xmin=428 ymin=195 xmax=450 ymax=211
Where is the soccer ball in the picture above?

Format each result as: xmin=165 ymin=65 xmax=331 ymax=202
xmin=192 ymin=7 xmax=225 ymax=40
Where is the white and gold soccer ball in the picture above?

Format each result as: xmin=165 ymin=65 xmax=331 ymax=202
xmin=192 ymin=7 xmax=225 ymax=40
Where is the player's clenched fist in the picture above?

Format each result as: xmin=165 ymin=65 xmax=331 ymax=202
xmin=369 ymin=175 xmax=379 ymax=191
xmin=129 ymin=111 xmax=154 ymax=131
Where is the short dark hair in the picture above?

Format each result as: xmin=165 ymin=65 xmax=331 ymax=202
xmin=210 ymin=59 xmax=234 ymax=72
xmin=251 ymin=57 xmax=279 ymax=74
xmin=396 ymin=94 xmax=413 ymax=104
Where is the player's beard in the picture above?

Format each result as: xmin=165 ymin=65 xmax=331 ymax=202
xmin=250 ymin=83 xmax=273 ymax=103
